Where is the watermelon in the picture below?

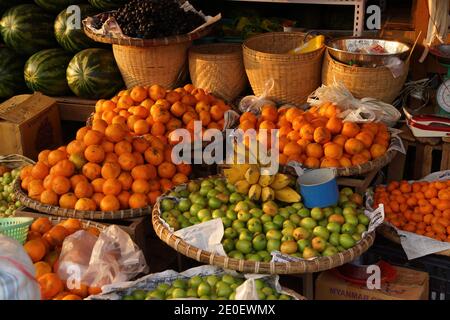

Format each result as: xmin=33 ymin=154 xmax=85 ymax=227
xmin=0 ymin=4 xmax=57 ymax=56
xmin=88 ymin=0 xmax=127 ymax=10
xmin=35 ymin=0 xmax=84 ymax=13
xmin=67 ymin=48 xmax=124 ymax=99
xmin=55 ymin=4 xmax=100 ymax=53
xmin=0 ymin=47 xmax=27 ymax=99
xmin=24 ymin=48 xmax=73 ymax=96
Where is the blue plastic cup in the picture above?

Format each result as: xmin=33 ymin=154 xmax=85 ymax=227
xmin=297 ymin=168 xmax=339 ymax=208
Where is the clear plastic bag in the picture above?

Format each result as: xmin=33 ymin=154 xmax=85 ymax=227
xmin=57 ymin=225 xmax=148 ymax=289
xmin=238 ymin=79 xmax=276 ymax=115
xmin=307 ymin=82 xmax=401 ymax=127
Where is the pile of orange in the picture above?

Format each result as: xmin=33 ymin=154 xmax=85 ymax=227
xmin=238 ymin=102 xmax=390 ymax=169
xmin=24 ymin=217 xmax=102 ymax=300
xmin=374 ymin=180 xmax=450 ymax=242
xmin=19 ymin=84 xmax=231 ymax=211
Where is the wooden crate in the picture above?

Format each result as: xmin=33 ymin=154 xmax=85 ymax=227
xmin=387 ymin=126 xmax=450 ymax=181
xmin=55 ymin=96 xmax=96 ymax=122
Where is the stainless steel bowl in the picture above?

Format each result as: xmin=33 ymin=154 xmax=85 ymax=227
xmin=326 ymin=37 xmax=411 ymax=67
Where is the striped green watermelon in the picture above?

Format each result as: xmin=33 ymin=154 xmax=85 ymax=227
xmin=35 ymin=0 xmax=84 ymax=13
xmin=67 ymin=48 xmax=124 ymax=99
xmin=0 ymin=4 xmax=57 ymax=56
xmin=88 ymin=0 xmax=127 ymax=10
xmin=55 ymin=4 xmax=100 ymax=53
xmin=24 ymin=49 xmax=73 ymax=96
xmin=0 ymin=47 xmax=27 ymax=99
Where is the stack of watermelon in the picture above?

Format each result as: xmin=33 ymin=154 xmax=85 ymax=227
xmin=0 ymin=0 xmax=125 ymax=100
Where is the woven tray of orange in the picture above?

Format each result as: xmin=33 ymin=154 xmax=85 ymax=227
xmin=237 ymin=103 xmax=397 ymax=177
xmin=151 ymin=175 xmax=375 ymax=274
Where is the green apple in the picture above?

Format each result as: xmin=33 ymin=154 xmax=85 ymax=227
xmin=313 ymin=226 xmax=330 ymax=240
xmin=311 ymin=208 xmax=324 ymax=220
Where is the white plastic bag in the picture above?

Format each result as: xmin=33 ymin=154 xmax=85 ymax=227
xmin=307 ymin=83 xmax=401 ymax=126
xmin=239 ymin=79 xmax=276 ymax=114
xmin=57 ymin=225 xmax=148 ymax=288
xmin=0 ymin=234 xmax=41 ymax=300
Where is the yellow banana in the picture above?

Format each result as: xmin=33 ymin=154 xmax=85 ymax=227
xmin=245 ymin=166 xmax=260 ymax=185
xmin=235 ymin=179 xmax=251 ymax=195
xmin=261 ymin=187 xmax=275 ymax=202
xmin=258 ymin=174 xmax=275 ymax=187
xmin=274 ymin=187 xmax=301 ymax=203
xmin=270 ymin=173 xmax=291 ymax=190
xmin=248 ymin=184 xmax=262 ymax=201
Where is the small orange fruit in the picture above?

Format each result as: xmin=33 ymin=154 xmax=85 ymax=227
xmin=157 ymin=162 xmax=177 ymax=179
xmin=128 ymin=193 xmax=148 ymax=209
xmin=326 ymin=117 xmax=343 ymax=134
xmin=51 ymin=176 xmax=71 ymax=195
xmin=82 ymin=163 xmax=102 ymax=181
xmin=40 ymin=190 xmax=59 ymax=206
xmin=102 ymin=178 xmax=122 ymax=196
xmin=118 ymin=152 xmax=137 ymax=171
xmin=74 ymin=198 xmax=97 ymax=211
xmin=24 ymin=239 xmax=47 ymax=262
xmin=31 ymin=162 xmax=49 ymax=180
xmin=74 ymin=181 xmax=94 ymax=199
xmin=105 ymin=124 xmax=127 ymax=143
xmin=84 ymin=145 xmax=105 ymax=163
xmin=313 ymin=127 xmax=331 ymax=144
xmin=305 ymin=143 xmax=324 ymax=159
xmin=344 ymin=138 xmax=365 ymax=155
xmin=324 ymin=142 xmax=343 ymax=160
xmin=370 ymin=144 xmax=387 ymax=159
xmin=341 ymin=122 xmax=360 ymax=138
xmin=320 ymin=157 xmax=340 ymax=168
xmin=100 ymin=195 xmax=120 ymax=211
xmin=101 ymin=162 xmax=121 ymax=179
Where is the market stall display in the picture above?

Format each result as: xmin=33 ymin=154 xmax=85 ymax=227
xmin=89 ymin=265 xmax=304 ymax=300
xmin=0 ymin=47 xmax=27 ymax=100
xmin=13 ymin=84 xmax=234 ymax=219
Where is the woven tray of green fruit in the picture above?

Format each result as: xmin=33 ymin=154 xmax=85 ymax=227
xmin=0 ymin=154 xmax=34 ymax=218
xmin=152 ymin=165 xmax=382 ymax=274
xmin=88 ymin=265 xmax=304 ymax=300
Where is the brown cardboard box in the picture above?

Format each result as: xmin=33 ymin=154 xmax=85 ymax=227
xmin=0 ymin=93 xmax=62 ymax=160
xmin=315 ymin=266 xmax=429 ymax=300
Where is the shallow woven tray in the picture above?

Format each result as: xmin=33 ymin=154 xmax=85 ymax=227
xmin=377 ymin=224 xmax=450 ymax=257
xmin=48 ymin=216 xmax=107 ymax=231
xmin=83 ymin=19 xmax=214 ymax=47
xmin=14 ymin=178 xmax=151 ymax=220
xmin=152 ymin=176 xmax=375 ymax=274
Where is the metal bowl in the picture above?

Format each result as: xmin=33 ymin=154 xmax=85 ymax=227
xmin=326 ymin=37 xmax=411 ymax=67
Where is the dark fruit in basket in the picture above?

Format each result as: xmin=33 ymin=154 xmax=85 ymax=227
xmin=112 ymin=0 xmax=205 ymax=39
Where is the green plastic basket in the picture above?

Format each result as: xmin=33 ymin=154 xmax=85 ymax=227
xmin=0 ymin=217 xmax=34 ymax=244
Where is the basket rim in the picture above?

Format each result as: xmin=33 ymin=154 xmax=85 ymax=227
xmin=0 ymin=217 xmax=34 ymax=231
xmin=13 ymin=179 xmax=151 ymax=220
xmin=326 ymin=49 xmax=410 ymax=71
xmin=152 ymin=175 xmax=376 ymax=274
xmin=243 ymin=31 xmax=325 ymax=58
xmin=189 ymin=43 xmax=243 ymax=55
xmin=377 ymin=223 xmax=450 ymax=257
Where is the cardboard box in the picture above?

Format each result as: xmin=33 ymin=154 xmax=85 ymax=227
xmin=0 ymin=93 xmax=62 ymax=160
xmin=315 ymin=266 xmax=429 ymax=300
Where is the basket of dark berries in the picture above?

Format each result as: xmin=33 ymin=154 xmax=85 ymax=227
xmin=83 ymin=0 xmax=221 ymax=88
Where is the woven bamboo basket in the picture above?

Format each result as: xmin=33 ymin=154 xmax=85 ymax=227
xmin=243 ymin=32 xmax=324 ymax=105
xmin=189 ymin=43 xmax=247 ymax=102
xmin=83 ymin=17 xmax=215 ymax=89
xmin=13 ymin=178 xmax=151 ymax=220
xmin=0 ymin=154 xmax=35 ymax=169
xmin=322 ymin=51 xmax=409 ymax=103
xmin=377 ymin=224 xmax=450 ymax=257
xmin=48 ymin=216 xmax=108 ymax=231
xmin=152 ymin=175 xmax=376 ymax=274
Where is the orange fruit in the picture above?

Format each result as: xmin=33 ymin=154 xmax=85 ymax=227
xmin=40 ymin=190 xmax=59 ymax=206
xmin=38 ymin=150 xmax=51 ymax=165
xmin=34 ymin=261 xmax=52 ymax=278
xmin=326 ymin=117 xmax=343 ymax=134
xmin=157 ymin=162 xmax=176 ymax=179
xmin=151 ymin=121 xmax=166 ymax=136
xmin=344 ymin=138 xmax=365 ymax=155
xmin=45 ymin=225 xmax=69 ymax=246
xmin=239 ymin=119 xmax=256 ymax=132
xmin=305 ymin=143 xmax=324 ymax=159
xmin=351 ymin=154 xmax=368 ymax=166
xmin=259 ymin=120 xmax=276 ymax=131
xmin=74 ymin=181 xmax=94 ymax=199
xmin=100 ymin=195 xmax=120 ymax=211
xmin=130 ymin=86 xmax=148 ymax=103
xmin=160 ymin=179 xmax=174 ymax=192
xmin=92 ymin=193 xmax=105 ymax=207
xmin=362 ymin=123 xmax=379 ymax=136
xmin=38 ymin=273 xmax=63 ymax=300
xmin=339 ymin=157 xmax=352 ymax=167
xmin=117 ymin=191 xmax=130 ymax=209
xmin=131 ymin=179 xmax=152 ymax=194
xmin=51 ymin=176 xmax=71 ymax=195
xmin=31 ymin=162 xmax=49 ymax=180
xmin=28 ymin=179 xmax=45 ymax=200
xmin=355 ymin=131 xmax=374 ymax=149
xmin=320 ymin=157 xmax=340 ymax=168
xmin=148 ymin=190 xmax=162 ymax=205
xmin=31 ymin=217 xmax=52 ymax=234
xmin=131 ymin=164 xmax=157 ymax=180
xmin=282 ymin=141 xmax=301 ymax=157
xmin=300 ymin=124 xmax=315 ymax=141
xmin=176 ymin=163 xmax=192 ymax=176
xmin=52 ymin=159 xmax=75 ymax=177
xmin=170 ymin=101 xmax=187 ymax=117
xmin=172 ymin=173 xmax=188 ymax=185
xmin=101 ymin=162 xmax=121 ymax=179
xmin=74 ymin=198 xmax=97 ymax=211
xmin=20 ymin=164 xmax=33 ymax=180
xmin=313 ymin=127 xmax=331 ymax=144
xmin=83 ymin=130 xmax=104 ymax=147
xmin=82 ymin=163 xmax=102 ymax=181
xmin=132 ymin=137 xmax=150 ymax=153
xmin=128 ymin=193 xmax=148 ymax=209
xmin=91 ymin=178 xmax=106 ymax=193
xmin=101 ymin=140 xmax=115 ymax=153
xmin=304 ymin=157 xmax=320 ymax=169
xmin=24 ymin=239 xmax=47 ymax=262
xmin=102 ymin=178 xmax=122 ymax=196
xmin=370 ymin=144 xmax=387 ymax=159
xmin=240 ymin=111 xmax=257 ymax=124
xmin=166 ymin=118 xmax=182 ymax=132
xmin=105 ymin=124 xmax=127 ymax=143
xmin=144 ymin=147 xmax=164 ymax=166
xmin=287 ymin=130 xmax=301 ymax=142
xmin=261 ymin=105 xmax=278 ymax=122
xmin=59 ymin=218 xmax=82 ymax=235
xmin=118 ymin=152 xmax=137 ymax=171
xmin=104 ymin=151 xmax=120 ymax=163
xmin=92 ymin=119 xmax=108 ymax=134
xmin=84 ymin=145 xmax=105 ymax=163
xmin=67 ymin=140 xmax=86 ymax=155
xmin=76 ymin=127 xmax=90 ymax=141
xmin=62 ymin=294 xmax=82 ymax=300
xmin=324 ymin=142 xmax=343 ymax=160
xmin=341 ymin=122 xmax=360 ymax=138
xmin=133 ymin=152 xmax=145 ymax=166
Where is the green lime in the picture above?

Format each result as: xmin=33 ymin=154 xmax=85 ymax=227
xmin=329 ymin=232 xmax=340 ymax=247
xmin=247 ymin=217 xmax=262 ymax=233
xmin=197 ymin=208 xmax=212 ymax=221
xmin=289 ymin=213 xmax=301 ymax=225
xmin=188 ymin=275 xmax=203 ymax=288
xmin=229 ymin=192 xmax=243 ymax=204
xmin=260 ymin=213 xmax=272 ymax=223
xmin=222 ymin=238 xmax=235 ymax=252
xmin=212 ymin=208 xmax=225 ymax=219
xmin=272 ymin=214 xmax=285 ymax=228
xmin=177 ymin=199 xmax=191 ymax=212
xmin=254 ymin=279 xmax=265 ymax=290
xmin=297 ymin=208 xmax=311 ymax=218
xmin=358 ymin=214 xmax=370 ymax=226
xmin=237 ymin=210 xmax=252 ymax=222
xmin=186 ymin=288 xmax=198 ymax=298
xmin=300 ymin=217 xmax=317 ymax=230
xmin=266 ymin=229 xmax=282 ymax=240
xmin=235 ymin=239 xmax=253 ymax=254
xmin=207 ymin=189 xmax=220 ymax=199
xmin=224 ymin=227 xmax=238 ymax=239
xmin=232 ymin=220 xmax=246 ymax=232
xmin=297 ymin=239 xmax=311 ymax=253
xmin=250 ymin=208 xmax=263 ymax=218
xmin=122 ymin=295 xmax=134 ymax=300
xmin=197 ymin=282 xmax=212 ymax=297
xmin=132 ymin=289 xmax=147 ymax=300
xmin=239 ymin=229 xmax=253 ymax=242
xmin=263 ymin=222 xmax=278 ymax=233
xmin=172 ymin=288 xmax=186 ymax=299
xmin=341 ymin=223 xmax=356 ymax=234
xmin=147 ymin=290 xmax=164 ymax=300
xmin=339 ymin=233 xmax=356 ymax=249
xmin=221 ymin=216 xmax=232 ymax=228
xmin=311 ymin=208 xmax=324 ymax=220
xmin=226 ymin=209 xmax=237 ymax=220
xmin=190 ymin=203 xmax=204 ymax=216
xmin=172 ymin=279 xmax=187 ymax=289
xmin=161 ymin=198 xmax=175 ymax=211
xmin=208 ymin=197 xmax=222 ymax=209
xmin=313 ymin=226 xmax=330 ymax=240
xmin=266 ymin=239 xmax=281 ymax=252
xmin=229 ymin=250 xmax=244 ymax=259
xmin=252 ymin=234 xmax=267 ymax=251
xmin=156 ymin=283 xmax=170 ymax=293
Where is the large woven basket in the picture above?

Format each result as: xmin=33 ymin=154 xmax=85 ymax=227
xmin=243 ymin=32 xmax=324 ymax=105
xmin=152 ymin=176 xmax=375 ymax=274
xmin=322 ymin=51 xmax=409 ymax=103
xmin=189 ymin=43 xmax=247 ymax=102
xmin=377 ymin=224 xmax=450 ymax=257
xmin=13 ymin=178 xmax=151 ymax=220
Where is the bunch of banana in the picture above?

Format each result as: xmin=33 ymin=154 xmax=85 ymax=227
xmin=223 ymin=164 xmax=301 ymax=203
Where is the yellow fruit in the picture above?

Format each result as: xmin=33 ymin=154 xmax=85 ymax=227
xmin=235 ymin=179 xmax=251 ymax=195
xmin=261 ymin=187 xmax=275 ymax=202
xmin=270 ymin=173 xmax=291 ymax=190
xmin=274 ymin=187 xmax=301 ymax=203
xmin=248 ymin=184 xmax=262 ymax=201
xmin=258 ymin=174 xmax=275 ymax=188
xmin=244 ymin=166 xmax=260 ymax=185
